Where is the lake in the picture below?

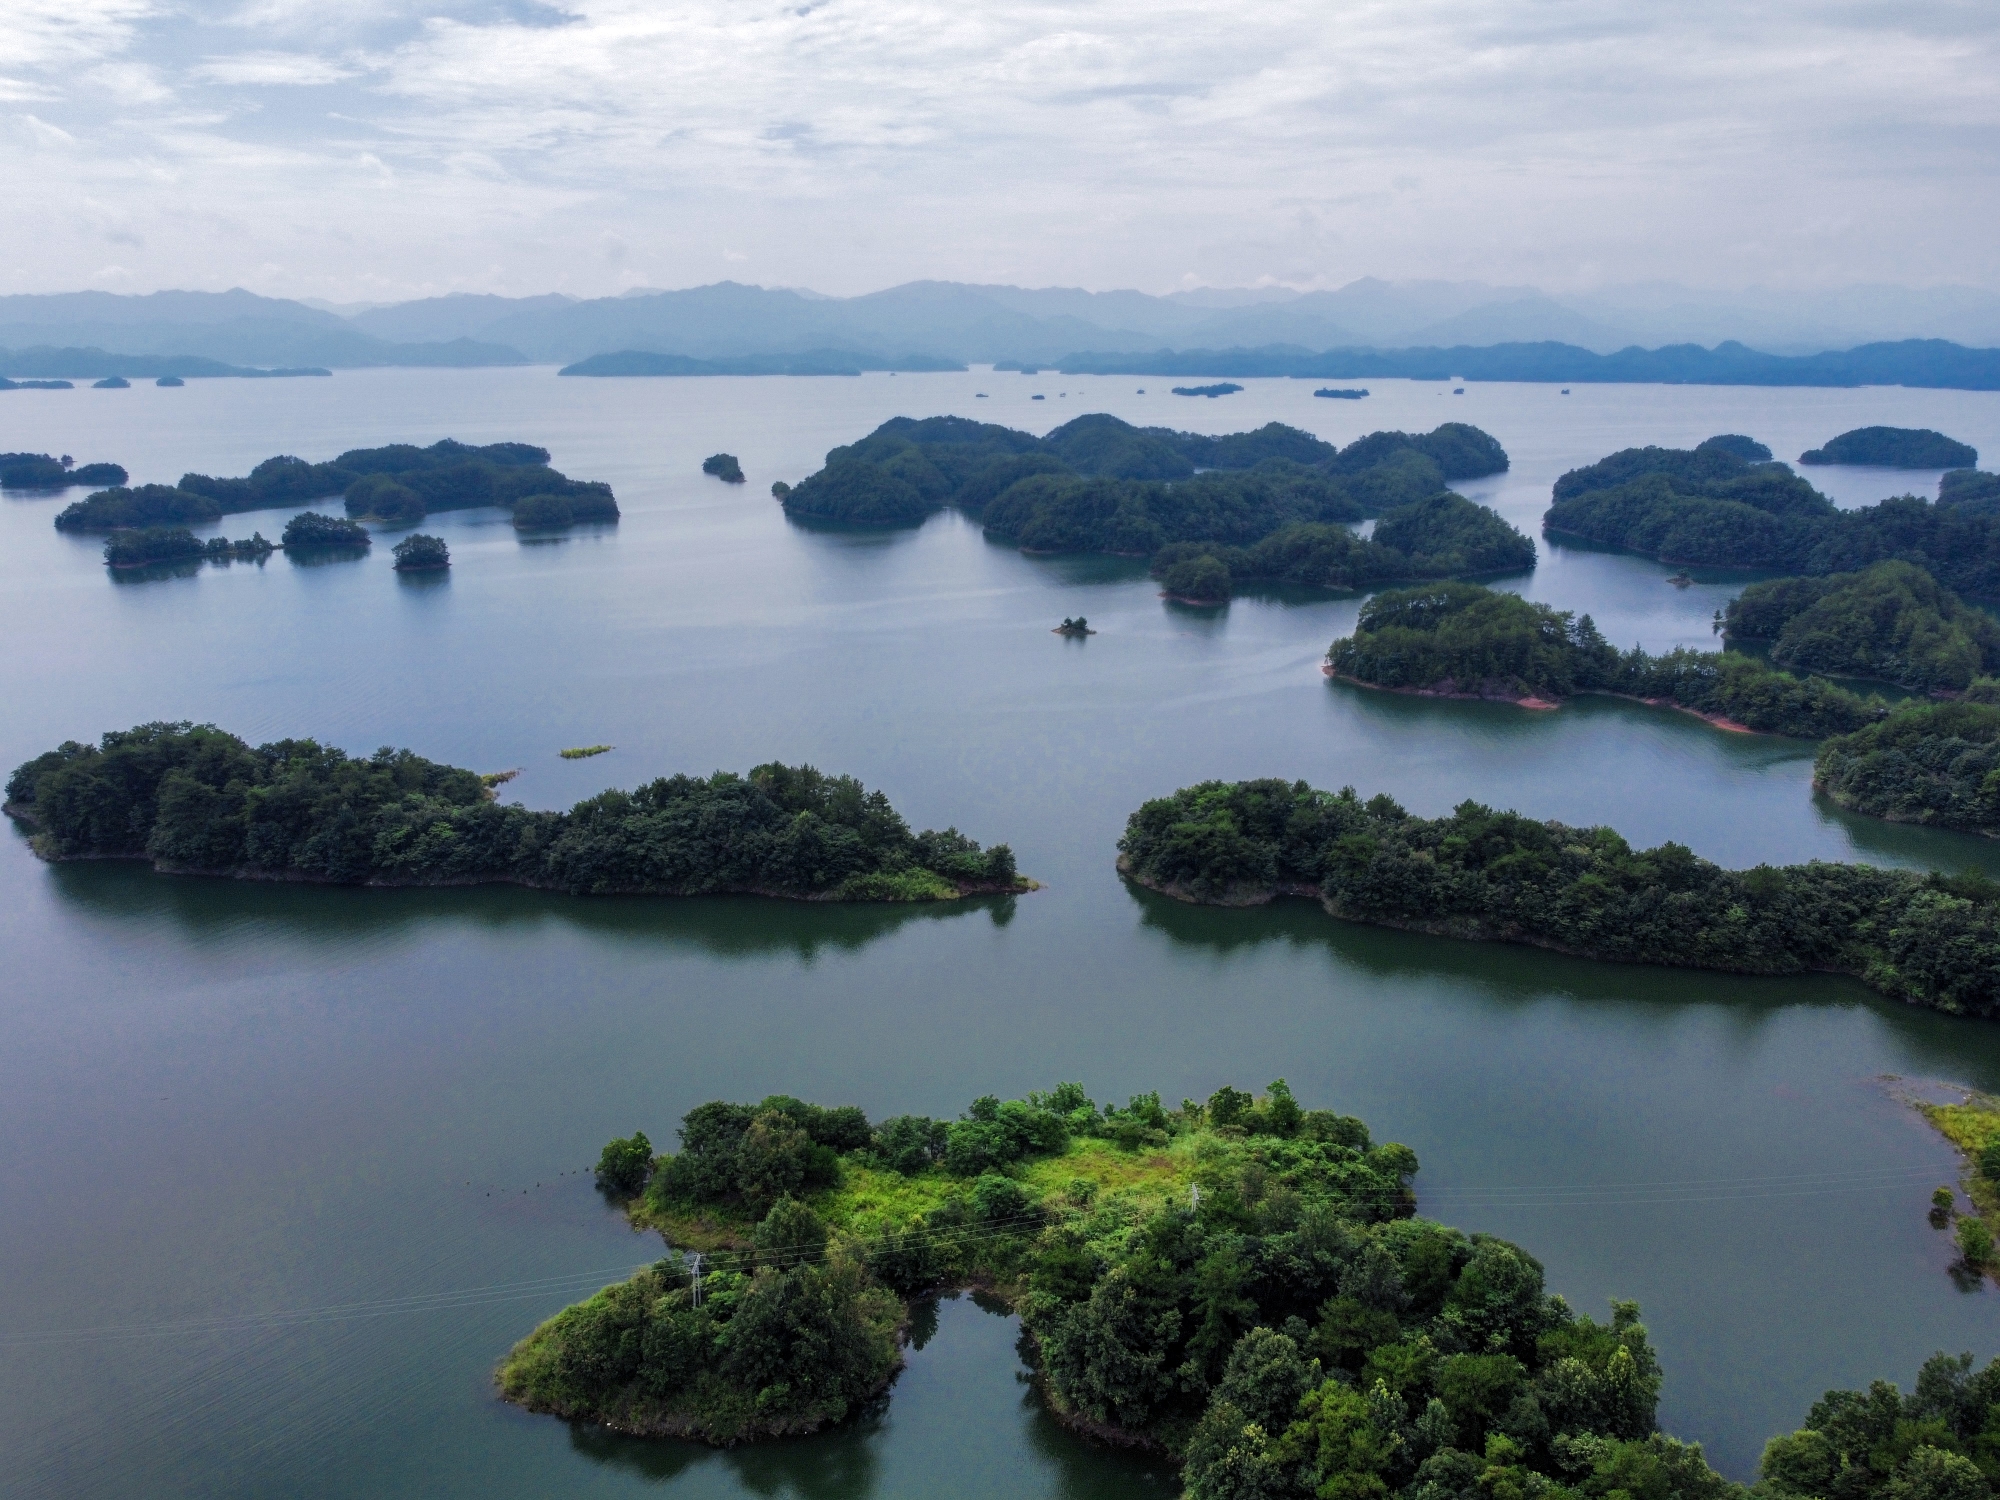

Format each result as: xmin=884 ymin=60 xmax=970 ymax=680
xmin=3 ymin=368 xmax=2000 ymax=1499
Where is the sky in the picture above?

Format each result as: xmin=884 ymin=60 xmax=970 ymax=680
xmin=2 ymin=0 xmax=1997 ymax=303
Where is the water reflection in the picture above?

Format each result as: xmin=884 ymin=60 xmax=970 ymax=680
xmin=558 ymin=1295 xmax=1175 ymax=1500
xmin=41 ymin=857 xmax=1019 ymax=960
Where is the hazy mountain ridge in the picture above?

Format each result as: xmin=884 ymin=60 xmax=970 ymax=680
xmin=4 ymin=278 xmax=1998 ymax=371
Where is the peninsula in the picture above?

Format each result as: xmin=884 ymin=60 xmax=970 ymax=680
xmin=1325 ymin=581 xmax=1887 ymax=737
xmin=1541 ymin=435 xmax=2000 ymax=599
xmin=1815 ymin=698 xmax=2000 ymax=835
xmin=5 ymin=724 xmax=1029 ymax=901
xmin=1119 ymin=780 xmax=1999 ymax=1017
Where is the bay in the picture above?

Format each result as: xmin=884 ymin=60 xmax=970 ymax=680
xmin=3 ymin=369 xmax=2000 ymax=1499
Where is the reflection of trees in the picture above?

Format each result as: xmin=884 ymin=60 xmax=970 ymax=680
xmin=39 ymin=857 xmax=1016 ymax=964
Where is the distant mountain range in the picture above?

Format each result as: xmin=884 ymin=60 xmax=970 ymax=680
xmin=1 ymin=279 xmax=1997 ymax=383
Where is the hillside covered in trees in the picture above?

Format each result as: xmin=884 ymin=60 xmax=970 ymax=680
xmin=1797 ymin=427 xmax=1977 ymax=469
xmin=51 ymin=439 xmax=617 ymax=532
xmin=1325 ymin=581 xmax=1888 ymax=737
xmin=1119 ymin=780 xmax=2000 ymax=1016
xmin=1816 ymin=699 xmax=2000 ymax=834
xmin=4 ymin=723 xmax=1024 ymax=900
xmin=501 ymin=1078 xmax=1734 ymax=1500
xmin=1542 ymin=436 xmax=2000 ymax=599
xmin=779 ymin=412 xmax=1528 ymax=593
xmin=1721 ymin=561 xmax=2000 ymax=692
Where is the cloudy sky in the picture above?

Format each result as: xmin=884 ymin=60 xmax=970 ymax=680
xmin=3 ymin=0 xmax=1996 ymax=301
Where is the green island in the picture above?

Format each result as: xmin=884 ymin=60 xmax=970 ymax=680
xmin=1117 ymin=780 xmax=2000 ymax=1016
xmin=0 ymin=452 xmax=126 ymax=489
xmin=778 ymin=413 xmax=1525 ymax=598
xmin=1315 ymin=388 xmax=1370 ymax=399
xmin=92 ymin=376 xmax=130 ymax=389
xmin=1155 ymin=494 xmax=1536 ymax=603
xmin=281 ymin=512 xmax=370 ymax=549
xmin=1815 ymin=699 xmax=2000 ymax=834
xmin=1721 ymin=561 xmax=2000 ymax=693
xmin=703 ymin=453 xmax=747 ymax=483
xmin=1172 ymin=383 xmax=1244 ymax=397
xmin=52 ymin=439 xmax=616 ymax=532
xmin=1539 ymin=436 xmax=2000 ymax=598
xmin=391 ymin=533 xmax=449 ymax=571
xmin=3 ymin=723 xmax=1027 ymax=900
xmin=103 ymin=527 xmax=274 ymax=568
xmin=501 ymin=1081 xmax=1702 ymax=1480
xmin=1054 ymin=616 xmax=1095 ymax=636
xmin=1798 ymin=427 xmax=1978 ymax=469
xmin=560 ymin=744 xmax=614 ymax=759
xmin=503 ymin=1083 xmax=2000 ymax=1500
xmin=1324 ymin=581 xmax=1887 ymax=737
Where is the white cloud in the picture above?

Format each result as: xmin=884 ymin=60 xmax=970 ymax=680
xmin=0 ymin=0 xmax=1994 ymax=297
xmin=193 ymin=51 xmax=361 ymax=86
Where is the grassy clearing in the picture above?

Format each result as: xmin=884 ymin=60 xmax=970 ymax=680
xmin=1916 ymin=1090 xmax=2000 ymax=1228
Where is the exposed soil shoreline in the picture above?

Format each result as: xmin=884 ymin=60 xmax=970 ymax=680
xmin=1322 ymin=668 xmax=1756 ymax=732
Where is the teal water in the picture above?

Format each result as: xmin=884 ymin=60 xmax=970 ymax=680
xmin=4 ymin=370 xmax=2000 ymax=1499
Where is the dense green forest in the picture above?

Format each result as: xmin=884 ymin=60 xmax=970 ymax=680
xmin=1798 ymin=428 xmax=1977 ymax=469
xmin=4 ymin=723 xmax=1025 ymax=900
xmin=1815 ymin=701 xmax=2000 ymax=834
xmin=1721 ymin=562 xmax=2000 ymax=691
xmin=778 ymin=413 xmax=1526 ymax=592
xmin=1118 ymin=780 xmax=2000 ymax=1015
xmin=703 ymin=453 xmax=746 ymax=483
xmin=0 ymin=452 xmax=125 ymax=488
xmin=280 ymin=512 xmax=369 ymax=548
xmin=502 ymin=1079 xmax=1732 ymax=1500
xmin=101 ymin=527 xmax=274 ymax=568
xmin=391 ymin=534 xmax=450 ymax=571
xmin=1540 ymin=436 xmax=2000 ymax=598
xmin=1151 ymin=495 xmax=1536 ymax=601
xmin=1757 ymin=1353 xmax=2000 ymax=1500
xmin=1325 ymin=582 xmax=1887 ymax=737
xmin=51 ymin=440 xmax=616 ymax=531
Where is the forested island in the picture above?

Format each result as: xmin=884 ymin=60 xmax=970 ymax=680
xmin=103 ymin=527 xmax=274 ymax=568
xmin=4 ymin=723 xmax=1027 ymax=900
xmin=1798 ymin=428 xmax=1977 ymax=469
xmin=391 ymin=534 xmax=450 ymax=571
xmin=1325 ymin=582 xmax=1887 ymax=736
xmin=1118 ymin=780 xmax=2000 ymax=1015
xmin=1171 ymin=383 xmax=1243 ymax=397
xmin=1540 ymin=436 xmax=2000 ymax=597
xmin=51 ymin=439 xmax=617 ymax=532
xmin=1315 ymin=388 xmax=1369 ymax=399
xmin=703 ymin=453 xmax=746 ymax=483
xmin=0 ymin=452 xmax=126 ymax=489
xmin=778 ymin=412 xmax=1527 ymax=594
xmin=1815 ymin=700 xmax=2000 ymax=834
xmin=504 ymin=1081 xmax=1717 ymax=1495
xmin=1721 ymin=562 xmax=2000 ymax=692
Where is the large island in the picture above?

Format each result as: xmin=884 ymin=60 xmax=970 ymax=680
xmin=5 ymin=724 xmax=1027 ymax=900
xmin=777 ymin=412 xmax=1530 ymax=596
xmin=502 ymin=1082 xmax=1697 ymax=1485
xmin=1540 ymin=435 xmax=2000 ymax=599
xmin=1119 ymin=780 xmax=2000 ymax=1017
xmin=52 ymin=439 xmax=618 ymax=532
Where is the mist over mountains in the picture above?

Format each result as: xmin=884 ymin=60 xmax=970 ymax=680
xmin=2 ymin=279 xmax=1997 ymax=374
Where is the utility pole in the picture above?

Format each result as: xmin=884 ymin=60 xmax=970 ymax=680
xmin=688 ymin=1251 xmax=703 ymax=1309
xmin=1190 ymin=1183 xmax=1200 ymax=1211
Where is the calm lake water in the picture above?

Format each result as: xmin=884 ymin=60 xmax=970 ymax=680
xmin=4 ymin=369 xmax=2000 ymax=1499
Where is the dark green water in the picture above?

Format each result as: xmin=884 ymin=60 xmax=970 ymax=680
xmin=4 ymin=370 xmax=2000 ymax=1499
